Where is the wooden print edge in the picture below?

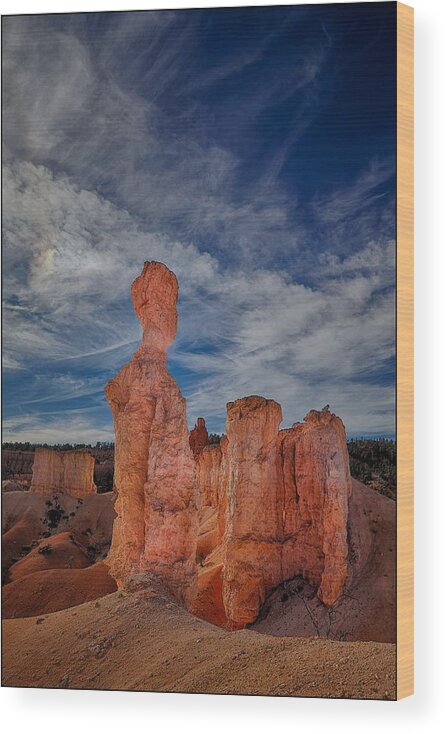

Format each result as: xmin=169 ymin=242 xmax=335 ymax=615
xmin=396 ymin=0 xmax=414 ymax=701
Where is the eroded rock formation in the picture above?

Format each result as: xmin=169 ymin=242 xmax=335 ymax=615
xmin=105 ymin=261 xmax=198 ymax=605
xmin=197 ymin=444 xmax=222 ymax=508
xmin=219 ymin=400 xmax=351 ymax=628
xmin=217 ymin=436 xmax=229 ymax=543
xmin=278 ymin=410 xmax=351 ymax=607
xmin=222 ymin=397 xmax=283 ymax=627
xmin=103 ymin=262 xmax=353 ymax=625
xmin=30 ymin=448 xmax=96 ymax=498
xmin=189 ymin=418 xmax=209 ymax=458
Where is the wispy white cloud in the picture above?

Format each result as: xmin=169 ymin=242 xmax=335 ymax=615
xmin=2 ymin=10 xmax=396 ymax=442
xmin=318 ymin=239 xmax=395 ymax=279
xmin=312 ymin=160 xmax=394 ymax=225
xmin=3 ymin=160 xmax=395 ymax=439
xmin=3 ymin=411 xmax=114 ymax=445
xmin=1 ymin=12 xmax=328 ymax=270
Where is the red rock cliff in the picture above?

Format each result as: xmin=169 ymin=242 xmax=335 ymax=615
xmin=30 ymin=448 xmax=96 ymax=498
xmin=105 ymin=261 xmax=199 ymax=606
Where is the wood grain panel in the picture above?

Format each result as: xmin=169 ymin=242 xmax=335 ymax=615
xmin=396 ymin=1 xmax=414 ymax=701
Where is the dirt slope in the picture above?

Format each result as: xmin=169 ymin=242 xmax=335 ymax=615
xmin=2 ymin=491 xmax=115 ymax=578
xmin=2 ymin=562 xmax=117 ymax=618
xmin=7 ymin=531 xmax=91 ymax=583
xmin=1 ymin=585 xmax=395 ymax=699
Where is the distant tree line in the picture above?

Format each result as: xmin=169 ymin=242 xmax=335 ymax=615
xmin=208 ymin=433 xmax=223 ymax=445
xmin=2 ymin=441 xmax=115 ymax=493
xmin=3 ymin=437 xmax=397 ymax=500
xmin=347 ymin=438 xmax=396 ymax=500
xmin=2 ymin=441 xmax=115 ymax=451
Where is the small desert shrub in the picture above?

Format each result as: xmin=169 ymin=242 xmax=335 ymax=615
xmin=86 ymin=544 xmax=98 ymax=560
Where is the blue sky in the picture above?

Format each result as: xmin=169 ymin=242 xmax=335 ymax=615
xmin=2 ymin=3 xmax=396 ymax=442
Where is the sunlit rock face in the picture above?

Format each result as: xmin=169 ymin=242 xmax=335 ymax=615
xmin=104 ymin=262 xmax=352 ymax=622
xmin=278 ymin=410 xmax=351 ymax=607
xmin=220 ymin=400 xmax=351 ymax=628
xmin=217 ymin=436 xmax=229 ymax=544
xmin=222 ymin=396 xmax=284 ymax=628
xmin=105 ymin=261 xmax=199 ymax=607
xmin=197 ymin=444 xmax=222 ymax=508
xmin=30 ymin=448 xmax=96 ymax=498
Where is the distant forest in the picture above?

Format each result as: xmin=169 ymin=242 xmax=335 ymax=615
xmin=347 ymin=438 xmax=396 ymax=500
xmin=2 ymin=441 xmax=114 ymax=451
xmin=2 ymin=438 xmax=396 ymax=500
xmin=2 ymin=442 xmax=115 ymax=493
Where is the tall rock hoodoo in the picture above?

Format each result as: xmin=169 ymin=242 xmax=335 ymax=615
xmin=222 ymin=396 xmax=283 ymax=628
xmin=190 ymin=416 xmax=224 ymax=521
xmin=31 ymin=448 xmax=96 ymax=498
xmin=104 ymin=263 xmax=353 ymax=624
xmin=277 ymin=410 xmax=351 ymax=607
xmin=105 ymin=262 xmax=199 ymax=606
xmin=197 ymin=445 xmax=222 ymax=508
xmin=189 ymin=418 xmax=209 ymax=458
xmin=219 ymin=401 xmax=351 ymax=628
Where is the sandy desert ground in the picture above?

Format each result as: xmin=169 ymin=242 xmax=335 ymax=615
xmin=1 ymin=477 xmax=396 ymax=699
xmin=2 ymin=582 xmax=395 ymax=699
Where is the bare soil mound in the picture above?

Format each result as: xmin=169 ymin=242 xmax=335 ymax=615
xmin=2 ymin=561 xmax=117 ymax=619
xmin=2 ymin=491 xmax=115 ymax=579
xmin=7 ymin=531 xmax=91 ymax=584
xmin=1 ymin=585 xmax=395 ymax=699
xmin=2 ymin=513 xmax=44 ymax=580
